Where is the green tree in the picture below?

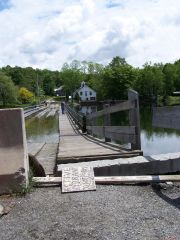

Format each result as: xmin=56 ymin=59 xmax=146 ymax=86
xmin=102 ymin=57 xmax=136 ymax=99
xmin=60 ymin=61 xmax=84 ymax=99
xmin=134 ymin=64 xmax=164 ymax=101
xmin=162 ymin=63 xmax=176 ymax=97
xmin=0 ymin=72 xmax=18 ymax=106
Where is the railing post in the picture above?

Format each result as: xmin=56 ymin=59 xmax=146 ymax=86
xmin=128 ymin=89 xmax=141 ymax=150
xmin=103 ymin=104 xmax=111 ymax=142
xmin=82 ymin=115 xmax=87 ymax=133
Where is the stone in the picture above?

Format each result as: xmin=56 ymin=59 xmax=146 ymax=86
xmin=0 ymin=204 xmax=4 ymax=216
xmin=0 ymin=108 xmax=29 ymax=194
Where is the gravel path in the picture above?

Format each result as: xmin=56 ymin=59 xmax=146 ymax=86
xmin=0 ymin=184 xmax=180 ymax=240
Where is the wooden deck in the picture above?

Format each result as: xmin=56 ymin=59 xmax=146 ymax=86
xmin=28 ymin=142 xmax=58 ymax=175
xmin=58 ymin=113 xmax=142 ymax=164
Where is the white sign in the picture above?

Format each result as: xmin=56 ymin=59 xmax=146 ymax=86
xmin=62 ymin=166 xmax=96 ymax=193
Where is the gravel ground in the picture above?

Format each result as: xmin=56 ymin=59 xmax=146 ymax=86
xmin=0 ymin=184 xmax=180 ymax=240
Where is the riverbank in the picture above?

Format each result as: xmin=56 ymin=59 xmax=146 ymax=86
xmin=0 ymin=184 xmax=180 ymax=240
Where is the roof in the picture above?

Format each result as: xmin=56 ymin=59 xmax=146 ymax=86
xmin=54 ymin=85 xmax=64 ymax=92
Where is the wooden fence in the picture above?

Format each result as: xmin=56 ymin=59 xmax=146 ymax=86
xmin=65 ymin=90 xmax=141 ymax=150
xmin=152 ymin=106 xmax=180 ymax=130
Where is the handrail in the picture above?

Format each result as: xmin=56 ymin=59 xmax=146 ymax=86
xmin=65 ymin=104 xmax=86 ymax=133
xmin=65 ymin=90 xmax=141 ymax=150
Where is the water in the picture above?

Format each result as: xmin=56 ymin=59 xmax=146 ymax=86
xmin=78 ymin=105 xmax=180 ymax=156
xmin=25 ymin=113 xmax=59 ymax=143
xmin=140 ymin=107 xmax=180 ymax=155
xmin=25 ymin=105 xmax=179 ymax=156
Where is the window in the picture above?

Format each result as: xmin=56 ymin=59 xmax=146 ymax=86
xmin=89 ymin=91 xmax=92 ymax=96
xmin=80 ymin=91 xmax=83 ymax=96
xmin=90 ymin=97 xmax=95 ymax=100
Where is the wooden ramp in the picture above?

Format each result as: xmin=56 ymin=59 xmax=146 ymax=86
xmin=58 ymin=113 xmax=142 ymax=164
xmin=28 ymin=142 xmax=58 ymax=175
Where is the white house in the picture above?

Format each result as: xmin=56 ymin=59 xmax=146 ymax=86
xmin=73 ymin=82 xmax=96 ymax=101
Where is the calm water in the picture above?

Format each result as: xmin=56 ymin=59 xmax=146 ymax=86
xmin=78 ymin=105 xmax=180 ymax=156
xmin=25 ymin=106 xmax=179 ymax=156
xmin=140 ymin=107 xmax=180 ymax=156
xmin=25 ymin=114 xmax=59 ymax=143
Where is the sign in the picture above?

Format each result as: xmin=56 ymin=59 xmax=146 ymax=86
xmin=62 ymin=166 xmax=96 ymax=193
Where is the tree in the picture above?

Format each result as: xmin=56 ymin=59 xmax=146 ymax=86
xmin=19 ymin=87 xmax=34 ymax=103
xmin=133 ymin=64 xmax=164 ymax=101
xmin=0 ymin=72 xmax=18 ymax=106
xmin=60 ymin=61 xmax=85 ymax=99
xmin=102 ymin=57 xmax=136 ymax=99
xmin=162 ymin=63 xmax=176 ymax=97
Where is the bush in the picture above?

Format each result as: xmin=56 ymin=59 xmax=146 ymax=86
xmin=19 ymin=87 xmax=34 ymax=103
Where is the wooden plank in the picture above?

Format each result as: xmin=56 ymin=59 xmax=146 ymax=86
xmin=105 ymin=126 xmax=136 ymax=144
xmin=86 ymin=126 xmax=136 ymax=141
xmin=105 ymin=126 xmax=136 ymax=134
xmin=128 ymin=90 xmax=141 ymax=150
xmin=104 ymin=104 xmax=111 ymax=142
xmin=62 ymin=167 xmax=96 ymax=193
xmin=105 ymin=132 xmax=136 ymax=144
xmin=87 ymin=100 xmax=135 ymax=119
xmin=33 ymin=175 xmax=180 ymax=184
xmin=87 ymin=126 xmax=104 ymax=138
xmin=153 ymin=106 xmax=180 ymax=130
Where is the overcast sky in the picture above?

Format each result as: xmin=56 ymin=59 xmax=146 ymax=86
xmin=0 ymin=0 xmax=180 ymax=70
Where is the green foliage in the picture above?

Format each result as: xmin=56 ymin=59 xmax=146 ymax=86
xmin=133 ymin=64 xmax=164 ymax=101
xmin=1 ymin=56 xmax=180 ymax=106
xmin=19 ymin=87 xmax=34 ymax=103
xmin=60 ymin=61 xmax=84 ymax=97
xmin=102 ymin=57 xmax=136 ymax=99
xmin=0 ymin=71 xmax=18 ymax=106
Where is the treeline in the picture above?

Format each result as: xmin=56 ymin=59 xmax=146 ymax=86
xmin=0 ymin=56 xmax=180 ymax=106
xmin=0 ymin=66 xmax=62 ymax=106
xmin=60 ymin=57 xmax=180 ymax=103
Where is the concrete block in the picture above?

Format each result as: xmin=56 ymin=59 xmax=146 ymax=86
xmin=0 ymin=108 xmax=29 ymax=194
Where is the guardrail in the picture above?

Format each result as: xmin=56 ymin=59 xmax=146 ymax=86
xmin=65 ymin=104 xmax=86 ymax=133
xmin=65 ymin=90 xmax=141 ymax=150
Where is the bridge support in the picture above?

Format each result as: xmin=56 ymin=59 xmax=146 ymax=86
xmin=0 ymin=108 xmax=29 ymax=194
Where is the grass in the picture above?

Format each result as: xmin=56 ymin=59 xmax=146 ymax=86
xmin=9 ymin=168 xmax=35 ymax=196
xmin=168 ymin=96 xmax=180 ymax=106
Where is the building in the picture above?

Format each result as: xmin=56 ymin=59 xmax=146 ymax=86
xmin=54 ymin=86 xmax=65 ymax=97
xmin=73 ymin=82 xmax=96 ymax=101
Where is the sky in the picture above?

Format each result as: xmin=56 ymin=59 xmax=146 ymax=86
xmin=0 ymin=0 xmax=180 ymax=70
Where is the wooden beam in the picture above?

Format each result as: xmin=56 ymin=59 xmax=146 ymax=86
xmin=86 ymin=126 xmax=136 ymax=143
xmin=33 ymin=175 xmax=180 ymax=185
xmin=87 ymin=100 xmax=135 ymax=119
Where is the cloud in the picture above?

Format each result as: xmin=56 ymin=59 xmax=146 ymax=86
xmin=0 ymin=0 xmax=180 ymax=69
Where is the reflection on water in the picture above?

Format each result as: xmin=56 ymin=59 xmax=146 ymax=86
xmin=79 ymin=105 xmax=97 ymax=115
xmin=77 ymin=105 xmax=180 ymax=155
xmin=25 ymin=114 xmax=59 ymax=143
xmin=140 ymin=107 xmax=180 ymax=155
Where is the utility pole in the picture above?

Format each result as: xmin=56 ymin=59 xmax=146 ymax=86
xmin=36 ymin=73 xmax=40 ymax=105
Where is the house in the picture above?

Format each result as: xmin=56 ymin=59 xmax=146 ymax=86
xmin=73 ymin=82 xmax=96 ymax=101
